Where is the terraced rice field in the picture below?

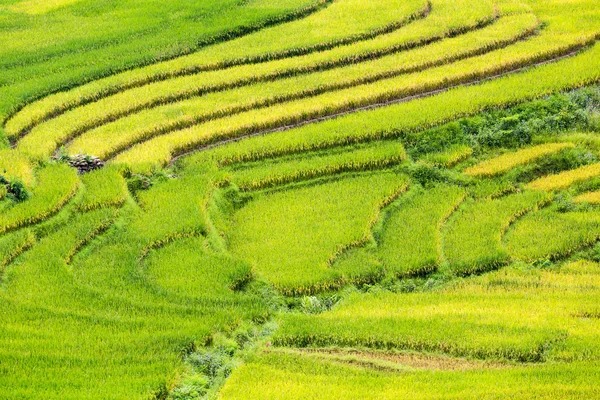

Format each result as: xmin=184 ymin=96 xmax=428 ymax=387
xmin=1 ymin=0 xmax=600 ymax=398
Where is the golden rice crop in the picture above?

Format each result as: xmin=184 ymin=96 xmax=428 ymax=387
xmin=527 ymin=163 xmax=600 ymax=191
xmin=31 ymin=10 xmax=533 ymax=161
xmin=464 ymin=142 xmax=575 ymax=177
xmin=573 ymin=190 xmax=600 ymax=204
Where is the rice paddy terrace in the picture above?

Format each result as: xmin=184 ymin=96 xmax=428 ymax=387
xmin=1 ymin=0 xmax=600 ymax=398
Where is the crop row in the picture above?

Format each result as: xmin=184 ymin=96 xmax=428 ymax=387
xmin=17 ymin=6 xmax=520 ymax=161
xmin=63 ymin=208 xmax=118 ymax=265
xmin=227 ymin=141 xmax=406 ymax=191
xmin=220 ymin=352 xmax=600 ymax=399
xmin=376 ymin=185 xmax=466 ymax=277
xmin=574 ymin=190 xmax=600 ymax=204
xmin=109 ymin=21 xmax=600 ymax=171
xmin=69 ymin=11 xmax=532 ymax=160
xmin=199 ymin=36 xmax=600 ymax=175
xmin=0 ymin=0 xmax=329 ymax=129
xmin=271 ymin=260 xmax=600 ymax=365
xmin=0 ymin=164 xmax=79 ymax=235
xmin=465 ymin=142 xmax=575 ymax=177
xmin=5 ymin=0 xmax=431 ymax=138
xmin=527 ymin=162 xmax=600 ymax=191
xmin=0 ymin=160 xmax=272 ymax=398
xmin=274 ymin=290 xmax=563 ymax=362
xmin=505 ymin=209 xmax=600 ymax=262
xmin=10 ymin=0 xmax=496 ymax=150
xmin=227 ymin=172 xmax=407 ymax=296
xmin=0 ymin=229 xmax=35 ymax=273
xmin=442 ymin=191 xmax=550 ymax=276
xmin=0 ymin=149 xmax=34 ymax=186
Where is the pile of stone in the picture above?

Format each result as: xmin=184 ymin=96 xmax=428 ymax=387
xmin=64 ymin=154 xmax=105 ymax=173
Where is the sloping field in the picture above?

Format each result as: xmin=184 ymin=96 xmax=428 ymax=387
xmin=1 ymin=0 xmax=600 ymax=398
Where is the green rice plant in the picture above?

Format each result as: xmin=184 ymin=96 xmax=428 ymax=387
xmin=4 ymin=0 xmax=497 ymax=144
xmin=0 ymin=229 xmax=35 ymax=270
xmin=0 ymin=203 xmax=268 ymax=399
xmin=0 ymin=0 xmax=325 ymax=128
xmin=77 ymin=166 xmax=128 ymax=212
xmin=5 ymin=0 xmax=429 ymax=140
xmin=0 ymin=163 xmax=79 ymax=235
xmin=8 ymin=0 xmax=81 ymax=14
xmin=464 ymin=142 xmax=576 ymax=177
xmin=421 ymin=145 xmax=473 ymax=168
xmin=274 ymin=290 xmax=564 ymax=362
xmin=142 ymin=236 xmax=253 ymax=299
xmin=274 ymin=260 xmax=600 ymax=363
xmin=527 ymin=162 xmax=600 ymax=191
xmin=57 ymin=11 xmax=540 ymax=162
xmin=131 ymin=165 xmax=216 ymax=248
xmin=504 ymin=209 xmax=600 ymax=262
xmin=328 ymin=248 xmax=385 ymax=287
xmin=376 ymin=185 xmax=466 ymax=277
xmin=227 ymin=172 xmax=407 ymax=295
xmin=228 ymin=141 xmax=406 ymax=191
xmin=442 ymin=190 xmax=549 ymax=276
xmin=219 ymin=352 xmax=600 ymax=399
xmin=0 ymin=149 xmax=34 ymax=186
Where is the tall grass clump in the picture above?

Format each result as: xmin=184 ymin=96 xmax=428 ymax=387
xmin=77 ymin=166 xmax=128 ymax=211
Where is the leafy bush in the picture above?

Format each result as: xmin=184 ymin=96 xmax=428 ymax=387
xmin=4 ymin=179 xmax=29 ymax=202
xmin=299 ymin=295 xmax=340 ymax=314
